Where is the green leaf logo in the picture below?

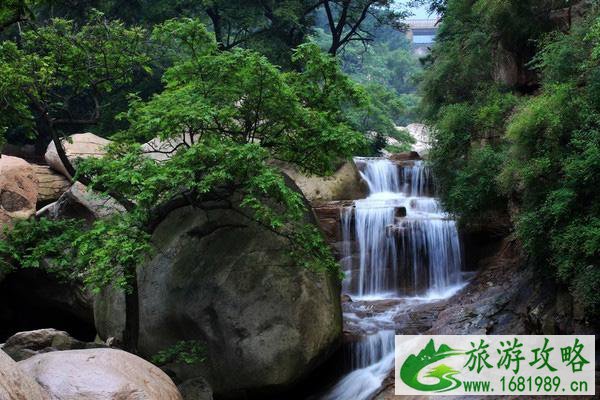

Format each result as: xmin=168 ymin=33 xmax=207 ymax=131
xmin=400 ymin=339 xmax=464 ymax=392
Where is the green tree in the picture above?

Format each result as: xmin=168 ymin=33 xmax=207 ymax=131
xmin=0 ymin=12 xmax=150 ymax=180
xmin=1 ymin=18 xmax=369 ymax=352
xmin=0 ymin=0 xmax=34 ymax=32
xmin=422 ymin=0 xmax=600 ymax=318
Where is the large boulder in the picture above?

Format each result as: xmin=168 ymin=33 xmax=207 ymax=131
xmin=95 ymin=203 xmax=342 ymax=398
xmin=32 ymin=164 xmax=71 ymax=204
xmin=37 ymin=181 xmax=124 ymax=223
xmin=18 ymin=348 xmax=182 ymax=400
xmin=0 ymin=349 xmax=50 ymax=400
xmin=0 ymin=155 xmax=38 ymax=227
xmin=276 ymin=160 xmax=367 ymax=202
xmin=45 ymin=133 xmax=111 ymax=179
xmin=1 ymin=328 xmax=101 ymax=362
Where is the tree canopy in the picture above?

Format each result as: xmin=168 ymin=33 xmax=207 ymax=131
xmin=422 ymin=0 xmax=600 ymax=317
xmin=0 ymin=10 xmax=416 ymax=350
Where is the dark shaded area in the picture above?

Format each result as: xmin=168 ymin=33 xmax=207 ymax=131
xmin=460 ymin=211 xmax=513 ymax=272
xmin=0 ymin=269 xmax=96 ymax=342
xmin=461 ymin=230 xmax=505 ymax=272
xmin=286 ymin=344 xmax=347 ymax=400
xmin=211 ymin=341 xmax=347 ymax=400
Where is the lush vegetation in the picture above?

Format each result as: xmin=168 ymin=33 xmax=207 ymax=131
xmin=0 ymin=1 xmax=420 ymax=351
xmin=310 ymin=8 xmax=422 ymax=151
xmin=151 ymin=340 xmax=206 ymax=366
xmin=423 ymin=0 xmax=600 ymax=317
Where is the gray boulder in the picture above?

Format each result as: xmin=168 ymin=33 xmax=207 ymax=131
xmin=37 ymin=181 xmax=124 ymax=223
xmin=1 ymin=328 xmax=103 ymax=361
xmin=178 ymin=377 xmax=213 ymax=400
xmin=95 ymin=203 xmax=342 ymax=398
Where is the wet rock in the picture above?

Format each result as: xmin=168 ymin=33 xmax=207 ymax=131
xmin=0 ymin=349 xmax=50 ymax=400
xmin=313 ymin=201 xmax=354 ymax=243
xmin=388 ymin=151 xmax=421 ymax=162
xmin=395 ymin=207 xmax=407 ymax=218
xmin=341 ymin=294 xmax=353 ymax=303
xmin=45 ymin=133 xmax=111 ymax=179
xmin=0 ymin=155 xmax=38 ymax=228
xmin=313 ymin=201 xmax=354 ymax=245
xmin=18 ymin=348 xmax=182 ymax=400
xmin=318 ymin=216 xmax=340 ymax=243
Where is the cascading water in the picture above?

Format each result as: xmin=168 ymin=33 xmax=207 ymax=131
xmin=322 ymin=331 xmax=395 ymax=400
xmin=323 ymin=157 xmax=465 ymax=400
xmin=343 ymin=158 xmax=462 ymax=298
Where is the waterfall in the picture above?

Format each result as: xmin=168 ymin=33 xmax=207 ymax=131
xmin=323 ymin=331 xmax=395 ymax=400
xmin=400 ymin=160 xmax=433 ymax=197
xmin=356 ymin=158 xmax=401 ymax=193
xmin=343 ymin=157 xmax=462 ymax=298
xmin=354 ymin=203 xmax=398 ymax=297
xmin=324 ymin=157 xmax=465 ymax=400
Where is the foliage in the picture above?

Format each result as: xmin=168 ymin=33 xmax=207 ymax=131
xmin=6 ymin=1 xmax=403 ymax=68
xmin=445 ymin=145 xmax=506 ymax=221
xmin=318 ymin=0 xmax=409 ymax=55
xmin=0 ymin=218 xmax=80 ymax=276
xmin=310 ymin=20 xmax=420 ymax=151
xmin=0 ymin=12 xmax=150 ymax=146
xmin=498 ymin=16 xmax=600 ymax=315
xmin=151 ymin=340 xmax=206 ymax=366
xmin=73 ymin=217 xmax=152 ymax=292
xmin=0 ymin=216 xmax=150 ymax=293
xmin=1 ymin=15 xmax=398 ymax=298
xmin=0 ymin=0 xmax=420 ymax=353
xmin=122 ymin=23 xmax=369 ymax=173
xmin=336 ymin=33 xmax=419 ymax=95
xmin=428 ymin=88 xmax=518 ymax=218
xmin=423 ymin=0 xmax=600 ymax=317
xmin=75 ymin=19 xmax=369 ymax=278
xmin=0 ymin=0 xmax=34 ymax=33
xmin=346 ymin=83 xmax=414 ymax=152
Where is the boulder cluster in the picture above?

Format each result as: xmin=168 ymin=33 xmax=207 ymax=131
xmin=0 ymin=133 xmax=344 ymax=399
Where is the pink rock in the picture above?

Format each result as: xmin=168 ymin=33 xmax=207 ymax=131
xmin=18 ymin=348 xmax=182 ymax=400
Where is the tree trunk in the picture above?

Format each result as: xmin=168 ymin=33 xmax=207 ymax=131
xmin=206 ymin=8 xmax=224 ymax=50
xmin=50 ymin=130 xmax=77 ymax=178
xmin=123 ymin=271 xmax=140 ymax=354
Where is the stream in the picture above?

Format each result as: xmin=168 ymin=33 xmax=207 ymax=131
xmin=322 ymin=157 xmax=467 ymax=400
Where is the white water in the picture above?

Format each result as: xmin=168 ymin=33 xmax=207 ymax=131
xmin=323 ymin=157 xmax=464 ymax=400
xmin=322 ymin=331 xmax=395 ymax=400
